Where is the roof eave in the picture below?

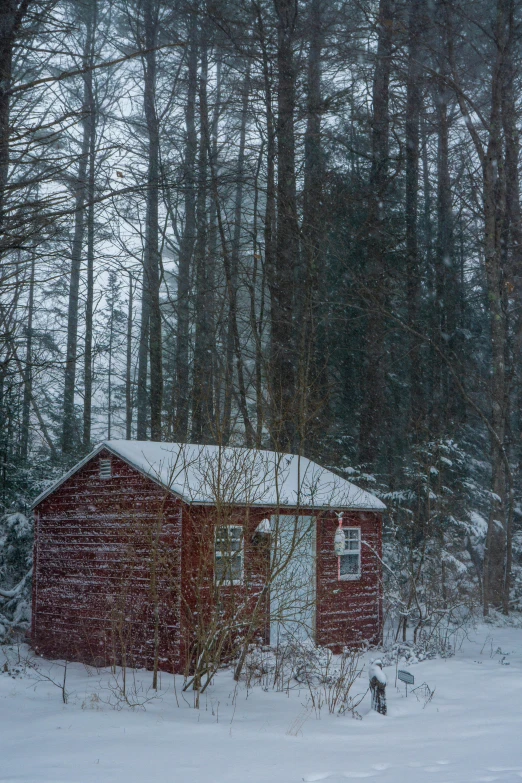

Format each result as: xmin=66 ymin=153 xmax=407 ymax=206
xmin=182 ymin=500 xmax=385 ymax=511
xmin=31 ymin=440 xmax=386 ymax=513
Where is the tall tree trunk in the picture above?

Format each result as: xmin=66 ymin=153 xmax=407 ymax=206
xmin=434 ymin=0 xmax=462 ymax=430
xmin=223 ymin=64 xmax=250 ymax=444
xmin=208 ymin=157 xmax=255 ymax=448
xmin=20 ymin=250 xmax=35 ymax=461
xmin=256 ymin=5 xmax=276 ymax=445
xmin=126 ymin=272 xmax=133 ymax=440
xmin=172 ymin=12 xmax=197 ymax=442
xmin=107 ymin=292 xmax=114 ymax=440
xmin=145 ymin=0 xmax=162 ymax=441
xmin=136 ymin=0 xmax=162 ymax=441
xmin=358 ymin=0 xmax=395 ymax=466
xmin=300 ymin=0 xmax=324 ymax=453
xmin=434 ymin=137 xmax=445 ymax=424
xmin=421 ymin=111 xmax=436 ymax=420
xmin=421 ymin=116 xmax=433 ymax=284
xmin=405 ymin=0 xmax=424 ymax=433
xmin=207 ymin=58 xmax=220 ymax=439
xmin=442 ymin=0 xmax=511 ymax=613
xmin=433 ymin=73 xmax=451 ymax=428
xmin=62 ymin=12 xmax=95 ymax=454
xmin=482 ymin=0 xmax=508 ymax=613
xmin=82 ymin=2 xmax=98 ymax=453
xmin=270 ymin=0 xmax=299 ymax=451
xmin=191 ymin=35 xmax=213 ymax=442
xmin=136 ymin=276 xmax=150 ymax=439
xmin=501 ymin=0 xmax=521 ymax=614
xmin=82 ymin=112 xmax=95 ymax=452
xmin=0 ymin=0 xmax=32 ymax=231
xmin=250 ymin=144 xmax=266 ymax=446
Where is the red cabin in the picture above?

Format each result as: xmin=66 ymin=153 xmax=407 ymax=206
xmin=31 ymin=441 xmax=385 ymax=673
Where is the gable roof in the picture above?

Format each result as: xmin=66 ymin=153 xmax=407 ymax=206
xmin=32 ymin=440 xmax=386 ymax=511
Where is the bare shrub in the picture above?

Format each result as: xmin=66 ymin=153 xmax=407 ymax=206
xmin=2 ymin=646 xmax=71 ymax=704
xmin=241 ymin=641 xmax=365 ymax=716
xmin=99 ymin=667 xmax=159 ymax=711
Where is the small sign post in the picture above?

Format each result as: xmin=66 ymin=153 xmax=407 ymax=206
xmin=397 ymin=669 xmax=414 ymax=697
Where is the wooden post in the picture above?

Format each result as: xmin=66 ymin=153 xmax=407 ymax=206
xmin=369 ymin=659 xmax=387 ymax=715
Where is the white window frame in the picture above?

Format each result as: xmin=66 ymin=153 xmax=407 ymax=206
xmin=214 ymin=525 xmax=244 ymax=586
xmin=339 ymin=526 xmax=361 ymax=581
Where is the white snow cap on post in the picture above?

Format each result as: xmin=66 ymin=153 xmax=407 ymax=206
xmin=369 ymin=660 xmax=387 ymax=686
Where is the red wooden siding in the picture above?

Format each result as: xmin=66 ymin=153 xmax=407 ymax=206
xmin=180 ymin=507 xmax=383 ymax=657
xmin=180 ymin=506 xmax=271 ymax=670
xmin=32 ymin=449 xmax=183 ymax=672
xmin=316 ymin=512 xmax=383 ymax=650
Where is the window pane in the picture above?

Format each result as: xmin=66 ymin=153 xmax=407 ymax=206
xmin=340 ymin=553 xmax=360 ymax=576
xmin=215 ymin=556 xmax=227 ymax=583
xmin=344 ymin=528 xmax=360 ymax=551
xmin=229 ymin=528 xmax=242 ymax=550
xmin=215 ymin=553 xmax=242 ymax=583
xmin=215 ymin=526 xmax=243 ymax=583
xmin=230 ymin=552 xmax=242 ymax=580
xmin=216 ymin=526 xmax=242 ymax=552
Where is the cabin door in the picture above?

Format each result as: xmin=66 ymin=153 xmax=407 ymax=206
xmin=269 ymin=515 xmax=316 ymax=646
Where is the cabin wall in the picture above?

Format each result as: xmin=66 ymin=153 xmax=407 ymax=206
xmin=32 ymin=450 xmax=183 ymax=672
xmin=316 ymin=512 xmax=383 ymax=650
xmin=180 ymin=506 xmax=271 ymax=671
xmin=180 ymin=507 xmax=383 ymax=659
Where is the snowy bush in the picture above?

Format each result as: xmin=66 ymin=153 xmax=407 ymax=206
xmin=0 ymin=511 xmax=33 ymax=642
xmin=379 ymin=637 xmax=455 ymax=668
xmin=375 ymin=438 xmax=489 ymax=643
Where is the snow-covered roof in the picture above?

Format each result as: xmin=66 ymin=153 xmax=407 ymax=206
xmin=32 ymin=440 xmax=386 ymax=511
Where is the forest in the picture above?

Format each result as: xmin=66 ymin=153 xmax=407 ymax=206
xmin=1 ymin=0 xmax=522 ymax=642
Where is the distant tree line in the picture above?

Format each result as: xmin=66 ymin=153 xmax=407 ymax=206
xmin=1 ymin=0 xmax=522 ymax=631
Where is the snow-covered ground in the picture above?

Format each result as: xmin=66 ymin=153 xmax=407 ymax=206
xmin=1 ymin=625 xmax=521 ymax=783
